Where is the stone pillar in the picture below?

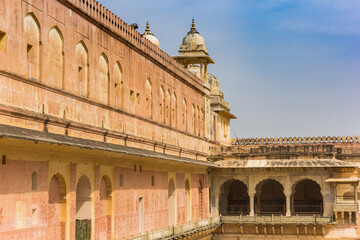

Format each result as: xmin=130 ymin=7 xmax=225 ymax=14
xmin=214 ymin=193 xmax=220 ymax=217
xmin=284 ymin=176 xmax=291 ymax=216
xmin=286 ymin=195 xmax=291 ymax=216
xmin=204 ymin=64 xmax=208 ymax=82
xmin=249 ymin=194 xmax=255 ymax=216
xmin=248 ymin=177 xmax=255 ymax=216
xmin=200 ymin=62 xmax=204 ymax=81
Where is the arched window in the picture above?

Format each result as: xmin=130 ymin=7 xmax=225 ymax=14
xmin=172 ymin=93 xmax=177 ymax=127
xmin=159 ymin=86 xmax=165 ymax=123
xmin=31 ymin=171 xmax=38 ymax=190
xmin=24 ymin=13 xmax=40 ymax=81
xmin=98 ymin=53 xmax=109 ymax=105
xmin=166 ymin=89 xmax=171 ymax=125
xmin=48 ymin=27 xmax=64 ymax=89
xmin=75 ymin=41 xmax=88 ymax=97
xmin=112 ymin=61 xmax=123 ymax=108
xmin=182 ymin=98 xmax=187 ymax=131
xmin=145 ymin=79 xmax=152 ymax=118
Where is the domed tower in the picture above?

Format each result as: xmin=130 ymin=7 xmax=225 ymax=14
xmin=174 ymin=19 xmax=214 ymax=82
xmin=142 ymin=22 xmax=160 ymax=48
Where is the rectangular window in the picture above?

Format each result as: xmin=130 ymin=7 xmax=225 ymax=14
xmin=151 ymin=175 xmax=155 ymax=187
xmin=119 ymin=174 xmax=124 ymax=187
xmin=32 ymin=208 xmax=38 ymax=225
xmin=134 ymin=164 xmax=136 ymax=172
xmin=2 ymin=155 xmax=6 ymax=165
xmin=136 ymin=93 xmax=140 ymax=104
xmin=0 ymin=31 xmax=6 ymax=52
xmin=130 ymin=90 xmax=135 ymax=102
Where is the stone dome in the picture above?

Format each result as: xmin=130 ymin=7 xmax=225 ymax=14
xmin=142 ymin=22 xmax=160 ymax=48
xmin=179 ymin=19 xmax=208 ymax=54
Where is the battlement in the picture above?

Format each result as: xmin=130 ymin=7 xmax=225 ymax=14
xmin=232 ymin=136 xmax=360 ymax=145
xmin=64 ymin=0 xmax=202 ymax=89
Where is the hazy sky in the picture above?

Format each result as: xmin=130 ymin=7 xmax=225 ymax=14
xmin=99 ymin=0 xmax=360 ymax=138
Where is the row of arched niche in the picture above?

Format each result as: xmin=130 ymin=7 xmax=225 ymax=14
xmin=47 ymin=174 xmax=205 ymax=239
xmin=48 ymin=174 xmax=111 ymax=240
xmin=219 ymin=179 xmax=323 ymax=216
xmin=23 ymin=12 xmax=205 ymax=136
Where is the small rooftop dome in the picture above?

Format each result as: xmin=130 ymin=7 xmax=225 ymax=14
xmin=179 ymin=19 xmax=207 ymax=54
xmin=142 ymin=22 xmax=160 ymax=48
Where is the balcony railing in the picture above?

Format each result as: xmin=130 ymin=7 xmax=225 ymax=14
xmin=294 ymin=204 xmax=323 ymax=214
xmin=225 ymin=204 xmax=249 ymax=215
xmin=336 ymin=196 xmax=356 ymax=205
xmin=221 ymin=215 xmax=333 ymax=225
xmin=258 ymin=204 xmax=286 ymax=215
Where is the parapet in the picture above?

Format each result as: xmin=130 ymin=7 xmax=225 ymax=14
xmin=64 ymin=0 xmax=203 ymax=90
xmin=232 ymin=136 xmax=360 ymax=145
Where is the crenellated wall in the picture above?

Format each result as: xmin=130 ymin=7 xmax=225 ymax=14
xmin=232 ymin=136 xmax=360 ymax=146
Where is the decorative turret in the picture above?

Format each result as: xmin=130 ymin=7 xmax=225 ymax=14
xmin=142 ymin=22 xmax=160 ymax=48
xmin=174 ymin=19 xmax=214 ymax=82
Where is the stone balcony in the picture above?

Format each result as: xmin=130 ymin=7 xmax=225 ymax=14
xmin=129 ymin=217 xmax=221 ymax=240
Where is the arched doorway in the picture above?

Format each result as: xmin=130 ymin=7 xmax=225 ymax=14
xmin=185 ymin=179 xmax=191 ymax=222
xmin=98 ymin=176 xmax=112 ymax=239
xmin=168 ymin=178 xmax=176 ymax=227
xmin=76 ymin=175 xmax=92 ymax=240
xmin=48 ymin=174 xmax=66 ymax=240
xmin=220 ymin=180 xmax=249 ymax=215
xmin=292 ymin=179 xmax=323 ymax=215
xmin=255 ymin=179 xmax=285 ymax=215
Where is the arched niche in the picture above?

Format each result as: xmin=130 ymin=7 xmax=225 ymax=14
xmin=111 ymin=61 xmax=123 ymax=109
xmin=185 ymin=179 xmax=191 ymax=222
xmin=168 ymin=178 xmax=176 ymax=226
xmin=98 ymin=175 xmax=112 ymax=240
xmin=145 ymin=78 xmax=152 ymax=118
xmin=75 ymin=41 xmax=89 ymax=97
xmin=48 ymin=173 xmax=67 ymax=239
xmin=98 ymin=53 xmax=109 ymax=105
xmin=24 ymin=12 xmax=41 ymax=80
xmin=48 ymin=27 xmax=64 ymax=89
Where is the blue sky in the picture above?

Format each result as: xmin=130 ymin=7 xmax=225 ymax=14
xmin=99 ymin=0 xmax=360 ymax=138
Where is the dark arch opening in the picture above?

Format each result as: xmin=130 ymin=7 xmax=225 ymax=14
xmin=220 ymin=179 xmax=249 ymax=215
xmin=255 ymin=179 xmax=285 ymax=215
xmin=293 ymin=179 xmax=323 ymax=215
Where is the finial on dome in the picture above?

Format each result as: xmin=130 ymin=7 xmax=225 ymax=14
xmin=145 ymin=21 xmax=151 ymax=33
xmin=142 ymin=21 xmax=160 ymax=47
xmin=190 ymin=18 xmax=197 ymax=33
